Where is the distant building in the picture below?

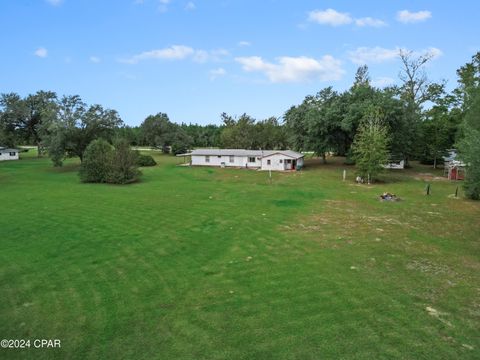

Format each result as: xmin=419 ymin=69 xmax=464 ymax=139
xmin=383 ymin=159 xmax=405 ymax=170
xmin=180 ymin=149 xmax=304 ymax=171
xmin=443 ymin=149 xmax=466 ymax=180
xmin=0 ymin=147 xmax=20 ymax=161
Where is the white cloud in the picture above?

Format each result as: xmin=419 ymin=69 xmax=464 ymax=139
xmin=235 ymin=55 xmax=344 ymax=83
xmin=308 ymin=9 xmax=386 ymax=28
xmin=185 ymin=1 xmax=196 ymax=11
xmin=158 ymin=0 xmax=171 ymax=12
xmin=209 ymin=67 xmax=226 ymax=80
xmin=46 ymin=0 xmax=63 ymax=6
xmin=120 ymin=45 xmax=194 ymax=64
xmin=398 ymin=47 xmax=443 ymax=62
xmin=119 ymin=45 xmax=229 ymax=64
xmin=34 ymin=47 xmax=48 ymax=58
xmin=355 ymin=17 xmax=387 ymax=28
xmin=397 ymin=10 xmax=432 ymax=23
xmin=348 ymin=46 xmax=399 ymax=64
xmin=192 ymin=49 xmax=229 ymax=63
xmin=192 ymin=50 xmax=209 ymax=63
xmin=89 ymin=56 xmax=101 ymax=63
xmin=424 ymin=47 xmax=443 ymax=59
xmin=371 ymin=77 xmax=395 ymax=88
xmin=308 ymin=9 xmax=352 ymax=26
xmin=348 ymin=46 xmax=443 ymax=65
xmin=238 ymin=41 xmax=251 ymax=47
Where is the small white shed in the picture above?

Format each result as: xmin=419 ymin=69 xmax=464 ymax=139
xmin=0 ymin=147 xmax=20 ymax=161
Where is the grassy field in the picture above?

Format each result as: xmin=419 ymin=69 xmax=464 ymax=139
xmin=1 ymin=151 xmax=479 ymax=359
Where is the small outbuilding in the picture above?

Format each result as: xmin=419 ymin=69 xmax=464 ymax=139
xmin=383 ymin=159 xmax=405 ymax=170
xmin=0 ymin=147 xmax=20 ymax=161
xmin=443 ymin=149 xmax=466 ymax=180
xmin=445 ymin=160 xmax=466 ymax=180
xmin=180 ymin=149 xmax=304 ymax=171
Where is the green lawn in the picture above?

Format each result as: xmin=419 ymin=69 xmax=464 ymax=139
xmin=1 ymin=152 xmax=479 ymax=359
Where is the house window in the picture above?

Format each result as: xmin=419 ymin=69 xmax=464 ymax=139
xmin=205 ymin=156 xmax=210 ymax=163
xmin=229 ymin=155 xmax=234 ymax=163
xmin=248 ymin=157 xmax=256 ymax=163
xmin=267 ymin=160 xmax=271 ymax=165
xmin=9 ymin=152 xmax=16 ymax=156
xmin=279 ymin=159 xmax=283 ymax=163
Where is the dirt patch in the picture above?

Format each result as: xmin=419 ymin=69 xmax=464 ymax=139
xmin=281 ymin=199 xmax=418 ymax=248
xmin=407 ymin=259 xmax=455 ymax=276
xmin=414 ymin=173 xmax=447 ymax=181
xmin=425 ymin=306 xmax=453 ymax=327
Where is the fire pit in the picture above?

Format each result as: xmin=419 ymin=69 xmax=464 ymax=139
xmin=380 ymin=192 xmax=400 ymax=201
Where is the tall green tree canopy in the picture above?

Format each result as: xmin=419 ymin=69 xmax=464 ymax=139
xmin=219 ymin=113 xmax=286 ymax=150
xmin=0 ymin=91 xmax=57 ymax=153
xmin=396 ymin=49 xmax=446 ymax=163
xmin=140 ymin=113 xmax=173 ymax=148
xmin=352 ymin=116 xmax=391 ymax=182
xmin=44 ymin=95 xmax=122 ymax=165
xmin=457 ymin=88 xmax=480 ymax=199
xmin=454 ymin=52 xmax=480 ymax=112
xmin=456 ymin=52 xmax=480 ymax=199
xmin=181 ymin=123 xmax=221 ymax=148
xmin=284 ymin=67 xmax=407 ymax=162
xmin=284 ymin=87 xmax=344 ymax=162
xmin=140 ymin=113 xmax=193 ymax=154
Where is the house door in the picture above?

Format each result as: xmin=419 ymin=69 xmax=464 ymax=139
xmin=451 ymin=168 xmax=457 ymax=180
xmin=285 ymin=159 xmax=292 ymax=170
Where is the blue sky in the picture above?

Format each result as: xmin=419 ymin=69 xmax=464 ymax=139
xmin=1 ymin=1 xmax=479 ymax=126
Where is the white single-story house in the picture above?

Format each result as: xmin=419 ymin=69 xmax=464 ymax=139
xmin=180 ymin=149 xmax=304 ymax=171
xmin=0 ymin=147 xmax=20 ymax=161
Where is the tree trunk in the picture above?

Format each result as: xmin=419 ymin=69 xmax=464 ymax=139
xmin=322 ymin=153 xmax=327 ymax=164
xmin=37 ymin=142 xmax=41 ymax=157
xmin=433 ymin=156 xmax=437 ymax=169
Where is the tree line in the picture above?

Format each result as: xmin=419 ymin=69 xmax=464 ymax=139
xmin=1 ymin=51 xmax=479 ymax=197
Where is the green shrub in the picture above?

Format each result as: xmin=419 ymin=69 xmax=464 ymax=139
xmin=79 ymin=139 xmax=114 ymax=183
xmin=137 ymin=154 xmax=157 ymax=167
xmin=108 ymin=139 xmax=141 ymax=184
xmin=79 ymin=138 xmax=141 ymax=184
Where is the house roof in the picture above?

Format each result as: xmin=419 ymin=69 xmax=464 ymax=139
xmin=185 ymin=149 xmax=304 ymax=159
xmin=0 ymin=148 xmax=19 ymax=153
xmin=261 ymin=150 xmax=304 ymax=159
